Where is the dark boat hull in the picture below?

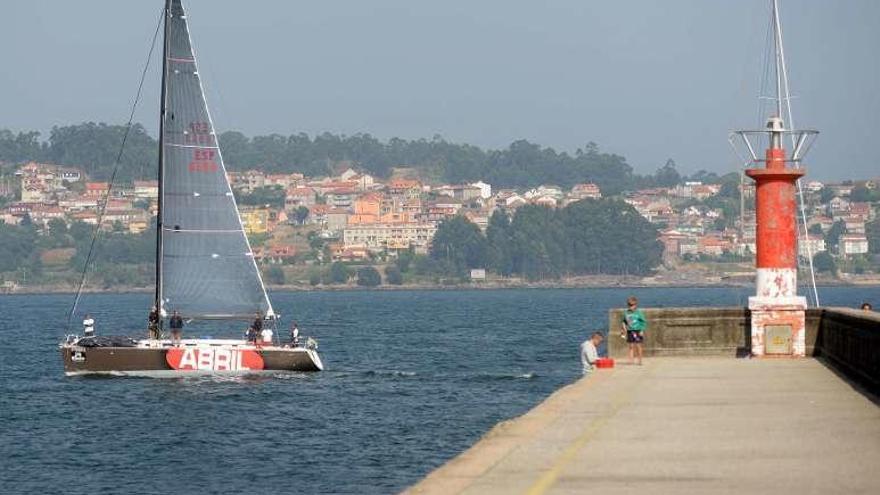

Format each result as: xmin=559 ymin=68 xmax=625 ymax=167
xmin=60 ymin=341 xmax=323 ymax=376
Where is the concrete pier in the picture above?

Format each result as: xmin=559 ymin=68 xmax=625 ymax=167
xmin=405 ymin=357 xmax=880 ymax=495
xmin=404 ymin=308 xmax=880 ymax=494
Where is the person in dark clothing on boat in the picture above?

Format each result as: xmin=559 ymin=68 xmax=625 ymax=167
xmin=249 ymin=312 xmax=264 ymax=346
xmin=147 ymin=306 xmax=160 ymax=339
xmin=252 ymin=312 xmax=264 ymax=334
xmin=169 ymin=310 xmax=184 ymax=346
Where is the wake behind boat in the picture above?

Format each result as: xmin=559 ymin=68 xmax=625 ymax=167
xmin=60 ymin=0 xmax=324 ymax=376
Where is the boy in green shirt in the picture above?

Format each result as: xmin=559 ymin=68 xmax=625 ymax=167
xmin=621 ymin=295 xmax=647 ymax=365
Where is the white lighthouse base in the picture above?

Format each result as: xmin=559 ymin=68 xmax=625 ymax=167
xmin=748 ymin=296 xmax=807 ymax=357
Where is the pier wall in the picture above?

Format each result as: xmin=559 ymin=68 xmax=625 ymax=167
xmin=607 ymin=307 xmax=751 ymax=357
xmin=812 ymin=307 xmax=880 ymax=392
xmin=608 ymin=306 xmax=879 ymax=392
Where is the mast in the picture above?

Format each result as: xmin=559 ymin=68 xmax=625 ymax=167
xmin=771 ymin=0 xmax=820 ymax=307
xmin=154 ymin=0 xmax=171 ymax=318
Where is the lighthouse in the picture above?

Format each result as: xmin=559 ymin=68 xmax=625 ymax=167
xmin=744 ymin=116 xmax=807 ymax=356
xmin=730 ymin=0 xmax=819 ymax=357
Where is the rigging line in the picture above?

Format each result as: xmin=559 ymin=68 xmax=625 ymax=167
xmin=65 ymin=7 xmax=164 ymax=333
xmin=774 ymin=0 xmax=820 ymax=307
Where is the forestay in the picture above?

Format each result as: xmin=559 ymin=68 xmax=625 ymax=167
xmin=159 ymin=0 xmax=273 ymax=319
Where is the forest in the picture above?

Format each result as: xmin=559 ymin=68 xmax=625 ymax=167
xmin=1 ymin=123 xmax=714 ymax=195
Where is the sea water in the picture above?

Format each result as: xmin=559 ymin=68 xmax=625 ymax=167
xmin=2 ymin=286 xmax=877 ymax=494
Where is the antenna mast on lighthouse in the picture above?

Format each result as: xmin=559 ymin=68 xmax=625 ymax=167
xmin=729 ymin=0 xmax=818 ymax=357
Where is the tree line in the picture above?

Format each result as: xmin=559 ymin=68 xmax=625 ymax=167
xmin=2 ymin=123 xmax=712 ymax=195
xmin=428 ymin=199 xmax=663 ymax=280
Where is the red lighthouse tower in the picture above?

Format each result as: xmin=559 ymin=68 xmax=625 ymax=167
xmin=743 ymin=116 xmax=808 ymax=356
xmin=731 ymin=0 xmax=819 ymax=356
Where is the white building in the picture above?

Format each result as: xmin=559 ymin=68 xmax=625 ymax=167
xmin=470 ymin=181 xmax=492 ymax=200
xmin=343 ymin=222 xmax=438 ymax=252
xmin=798 ymin=235 xmax=826 ymax=259
xmin=839 ymin=235 xmax=869 ymax=257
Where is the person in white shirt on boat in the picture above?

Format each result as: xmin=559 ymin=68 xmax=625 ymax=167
xmin=82 ymin=314 xmax=95 ymax=337
xmin=260 ymin=326 xmax=274 ymax=346
xmin=580 ymin=331 xmax=604 ymax=375
xmin=289 ymin=321 xmax=300 ymax=346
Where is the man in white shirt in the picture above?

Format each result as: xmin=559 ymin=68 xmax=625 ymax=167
xmin=289 ymin=321 xmax=300 ymax=346
xmin=580 ymin=332 xmax=604 ymax=375
xmin=83 ymin=314 xmax=95 ymax=337
xmin=260 ymin=326 xmax=274 ymax=346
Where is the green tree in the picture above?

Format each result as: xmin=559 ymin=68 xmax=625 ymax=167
xmin=0 ymin=129 xmax=46 ymax=162
xmin=819 ymin=188 xmax=835 ymax=204
xmin=850 ymin=185 xmax=880 ymax=203
xmin=808 ymin=223 xmax=824 ymax=236
xmin=825 ymin=220 xmax=846 ymax=251
xmin=356 ymin=266 xmax=381 ymax=287
xmin=47 ymin=218 xmax=70 ymax=247
xmin=430 ymin=216 xmax=489 ymax=276
xmin=294 ymin=206 xmax=310 ymax=225
xmin=506 ymin=205 xmax=568 ymax=279
xmin=812 ymin=251 xmax=836 ymax=274
xmin=265 ymin=265 xmax=285 ymax=285
xmin=486 ymin=209 xmax=513 ymax=276
xmin=47 ymin=122 xmax=157 ymax=181
xmin=328 ymin=262 xmax=351 ymax=284
xmin=69 ymin=221 xmax=94 ymax=244
xmin=866 ymin=218 xmax=880 ymax=254
xmin=0 ymin=223 xmax=41 ymax=274
xmin=716 ymin=173 xmax=742 ymax=199
xmin=563 ymin=199 xmax=662 ymax=275
xmin=652 ymin=159 xmax=682 ymax=188
xmin=396 ymin=248 xmax=415 ymax=273
xmin=236 ymin=186 xmax=285 ymax=209
xmin=385 ymin=265 xmax=403 ymax=285
xmin=19 ymin=213 xmax=33 ymax=228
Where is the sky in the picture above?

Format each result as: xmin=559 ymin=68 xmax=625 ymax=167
xmin=1 ymin=0 xmax=878 ymax=181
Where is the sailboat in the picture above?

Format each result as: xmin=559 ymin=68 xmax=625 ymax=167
xmin=59 ymin=0 xmax=323 ymax=376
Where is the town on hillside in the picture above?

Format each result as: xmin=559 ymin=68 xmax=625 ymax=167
xmin=0 ymin=160 xmax=878 ymax=290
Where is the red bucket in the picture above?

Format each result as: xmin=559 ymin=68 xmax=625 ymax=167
xmin=595 ymin=358 xmax=615 ymax=369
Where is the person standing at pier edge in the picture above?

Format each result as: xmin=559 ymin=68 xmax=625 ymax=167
xmin=861 ymin=302 xmax=873 ymax=312
xmin=580 ymin=332 xmax=604 ymax=375
xmin=621 ymin=296 xmax=647 ymax=365
xmin=169 ymin=310 xmax=184 ymax=346
xmin=82 ymin=314 xmax=95 ymax=337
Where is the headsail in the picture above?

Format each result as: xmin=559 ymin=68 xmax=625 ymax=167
xmin=158 ymin=0 xmax=273 ymax=319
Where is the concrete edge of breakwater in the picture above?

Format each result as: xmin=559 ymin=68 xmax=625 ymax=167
xmin=401 ymin=370 xmax=607 ymax=495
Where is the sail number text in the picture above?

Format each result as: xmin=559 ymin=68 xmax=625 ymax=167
xmin=188 ymin=148 xmax=218 ymax=173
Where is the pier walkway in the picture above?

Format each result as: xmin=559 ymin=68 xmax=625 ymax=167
xmin=405 ymin=357 xmax=880 ymax=495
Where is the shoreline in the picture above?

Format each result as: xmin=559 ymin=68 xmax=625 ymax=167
xmin=3 ymin=278 xmax=879 ymax=295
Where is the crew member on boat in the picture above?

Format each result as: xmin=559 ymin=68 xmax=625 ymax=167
xmin=83 ymin=314 xmax=95 ymax=337
xmin=260 ymin=325 xmax=274 ymax=346
xmin=147 ymin=306 xmax=160 ymax=339
xmin=252 ymin=312 xmax=263 ymax=333
xmin=289 ymin=321 xmax=300 ymax=346
xmin=251 ymin=312 xmax=264 ymax=346
xmin=169 ymin=310 xmax=184 ymax=346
